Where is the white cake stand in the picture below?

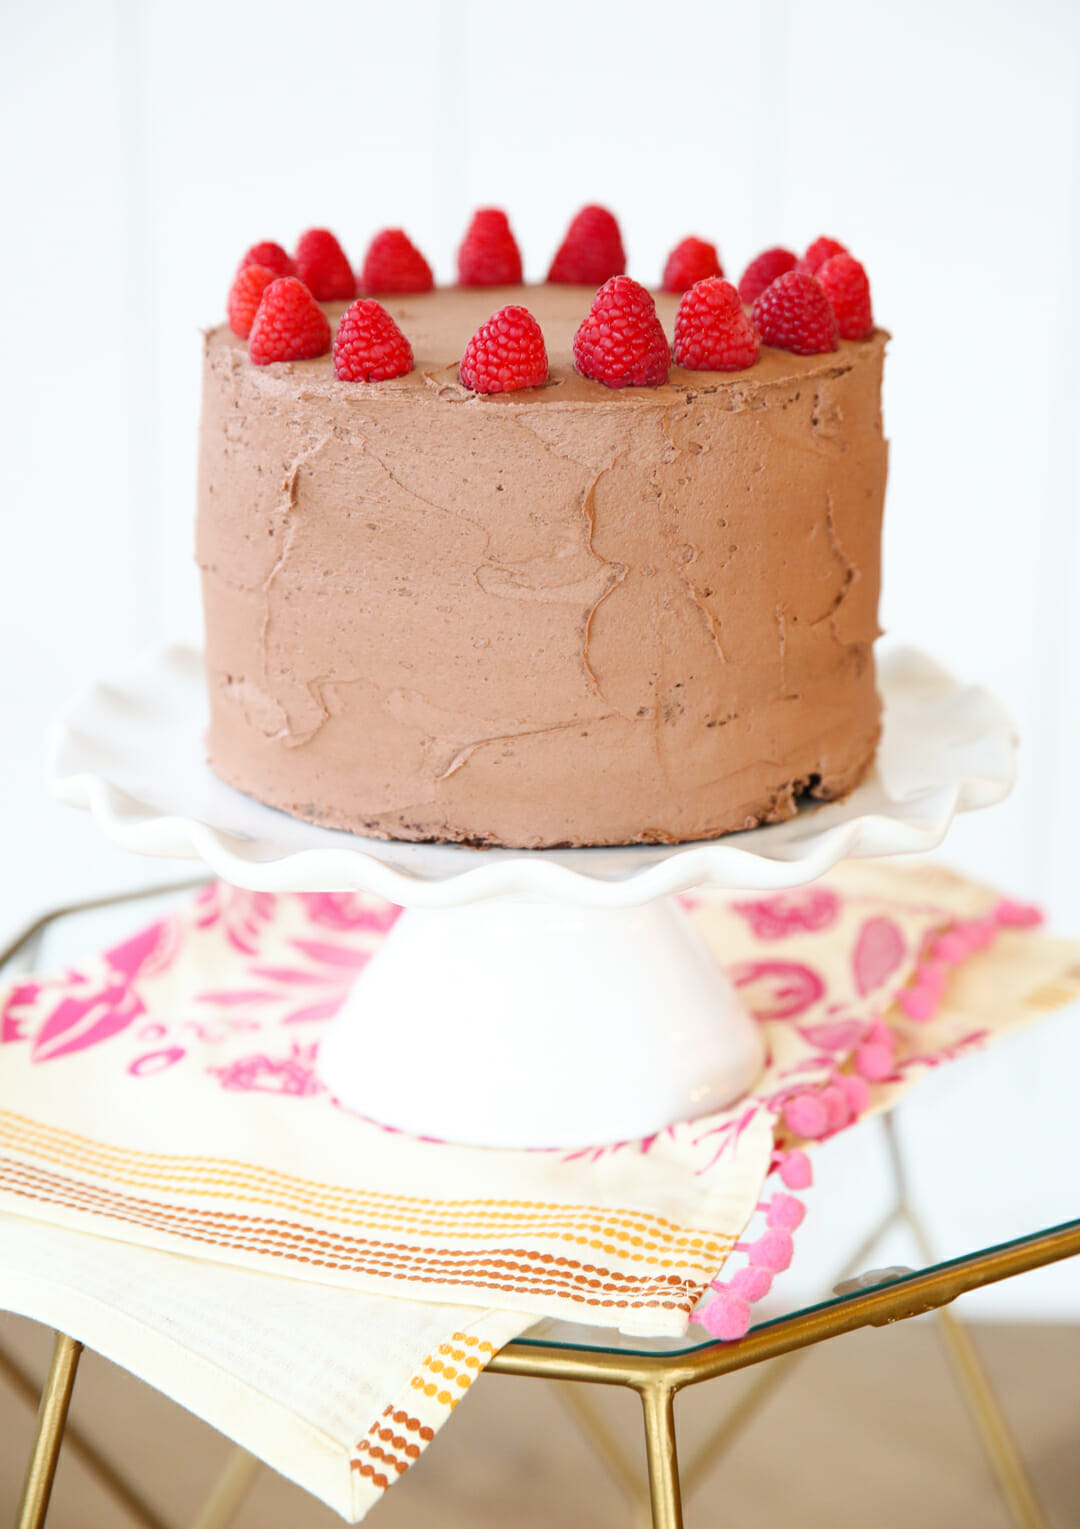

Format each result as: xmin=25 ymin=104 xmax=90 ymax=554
xmin=47 ymin=645 xmax=1016 ymax=1149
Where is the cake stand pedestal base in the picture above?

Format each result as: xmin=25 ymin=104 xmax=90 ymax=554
xmin=315 ymin=896 xmax=765 ymax=1150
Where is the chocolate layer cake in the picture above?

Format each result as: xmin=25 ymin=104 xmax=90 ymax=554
xmin=197 ymin=281 xmax=887 ymax=847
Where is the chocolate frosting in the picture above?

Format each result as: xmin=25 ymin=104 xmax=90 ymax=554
xmin=197 ymin=285 xmax=888 ymax=847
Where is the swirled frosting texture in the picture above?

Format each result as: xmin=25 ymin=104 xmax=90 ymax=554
xmin=197 ymin=285 xmax=888 ymax=847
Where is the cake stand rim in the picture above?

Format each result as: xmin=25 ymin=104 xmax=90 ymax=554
xmin=46 ymin=641 xmax=1018 ymax=909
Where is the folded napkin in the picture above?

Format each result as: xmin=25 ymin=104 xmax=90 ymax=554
xmin=1 ymin=859 xmax=1076 ymax=1519
xmin=0 ymin=1213 xmax=530 ymax=1518
xmin=0 ymin=861 xmax=1062 ymax=1337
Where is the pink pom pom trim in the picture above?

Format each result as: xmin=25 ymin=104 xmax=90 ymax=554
xmin=898 ymin=985 xmax=938 ymax=1021
xmin=745 ymin=1229 xmax=794 ymax=1272
xmin=777 ymin=1148 xmax=813 ymax=1189
xmin=932 ymin=931 xmax=969 ymax=964
xmin=820 ymin=1083 xmax=851 ymax=1132
xmin=853 ymin=1041 xmax=893 ymax=1079
xmin=698 ymin=1289 xmax=752 ymax=1340
xmin=962 ymin=917 xmax=996 ymax=951
xmin=782 ymin=1092 xmax=829 ymax=1139
xmin=699 ymin=890 xmax=1041 ymax=1349
xmin=766 ymin=1193 xmax=806 ymax=1231
xmin=918 ymin=959 xmax=949 ymax=995
xmin=994 ymin=898 xmax=1042 ymax=928
xmin=837 ymin=1072 xmax=871 ymax=1115
xmin=728 ymin=1265 xmax=773 ymax=1301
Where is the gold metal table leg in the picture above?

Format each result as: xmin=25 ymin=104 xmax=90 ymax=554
xmin=680 ymin=1350 xmax=800 ymax=1499
xmin=549 ymin=1380 xmax=646 ymax=1512
xmin=188 ymin=1447 xmax=261 ymax=1529
xmin=639 ymin=1384 xmax=683 ymax=1529
xmin=934 ymin=1306 xmax=1049 ymax=1529
xmin=15 ymin=1332 xmax=83 ymax=1529
xmin=885 ymin=1114 xmax=1050 ymax=1529
xmin=0 ymin=1338 xmax=168 ymax=1529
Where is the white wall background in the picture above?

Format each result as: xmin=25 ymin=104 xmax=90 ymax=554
xmin=1 ymin=1 xmax=1078 ymax=1313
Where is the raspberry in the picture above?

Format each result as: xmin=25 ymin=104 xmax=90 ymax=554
xmin=332 ymin=299 xmax=413 ymax=382
xmin=248 ymin=278 xmax=332 ymax=365
xmin=227 ymin=264 xmax=277 ymax=340
xmin=294 ymin=228 xmax=356 ymax=302
xmin=573 ymin=275 xmax=670 ymax=388
xmin=238 ymin=241 xmax=296 ymax=279
xmin=548 ymin=205 xmax=626 ymax=286
xmin=661 ymin=237 xmax=723 ymax=293
xmin=457 ymin=209 xmax=523 ymax=286
xmin=459 ymin=305 xmax=548 ymax=394
xmin=796 ymin=236 xmax=847 ymax=276
xmin=673 ymin=279 xmax=760 ymax=371
xmin=751 ymin=271 xmax=838 ymax=355
xmin=737 ymin=246 xmax=796 ymax=305
xmin=359 ymin=229 xmax=434 ymax=295
xmin=817 ymin=252 xmax=874 ymax=340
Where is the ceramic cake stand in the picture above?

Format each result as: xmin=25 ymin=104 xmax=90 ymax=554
xmin=47 ymin=645 xmax=1016 ymax=1149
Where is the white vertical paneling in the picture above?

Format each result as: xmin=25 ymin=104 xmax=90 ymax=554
xmin=451 ymin=0 xmax=768 ymax=287
xmin=1042 ymin=417 xmax=1080 ymax=931
xmin=2 ymin=1 xmax=134 ymax=665
xmin=0 ymin=1 xmax=176 ymax=922
xmin=1036 ymin=71 xmax=1080 ymax=934
xmin=777 ymin=0 xmax=1080 ymax=918
xmin=748 ymin=0 xmax=790 ymax=256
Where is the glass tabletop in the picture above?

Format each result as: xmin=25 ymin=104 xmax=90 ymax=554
xmin=5 ymin=879 xmax=1078 ymax=1360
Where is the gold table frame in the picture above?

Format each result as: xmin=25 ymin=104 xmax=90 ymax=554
xmin=4 ymin=883 xmax=1079 ymax=1529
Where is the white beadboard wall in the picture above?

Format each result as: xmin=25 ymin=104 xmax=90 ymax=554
xmin=2 ymin=0 xmax=1078 ymax=1316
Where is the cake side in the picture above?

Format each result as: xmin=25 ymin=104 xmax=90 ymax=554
xmin=197 ymin=285 xmax=887 ymax=848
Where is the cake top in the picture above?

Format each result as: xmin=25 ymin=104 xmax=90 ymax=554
xmin=208 ymin=283 xmax=884 ymax=408
xmin=220 ymin=208 xmax=879 ymax=397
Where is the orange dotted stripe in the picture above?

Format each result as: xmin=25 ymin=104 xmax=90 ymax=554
xmin=0 ymin=1158 xmax=711 ymax=1313
xmin=421 ymin=1344 xmax=482 ymax=1388
xmin=350 ymin=1388 xmax=475 ymax=1488
xmin=353 ymin=1438 xmax=409 ymax=1476
xmin=350 ymin=1459 xmax=390 ymax=1491
xmin=0 ymin=1144 xmax=715 ymax=1255
xmin=0 ymin=1156 xmax=706 ymax=1294
xmin=365 ymin=1424 xmax=421 ymax=1462
xmin=0 ymin=1110 xmax=727 ymax=1258
xmin=405 ymin=1332 xmax=494 ymax=1409
xmin=376 ymin=1404 xmax=435 ymax=1442
xmin=0 ymin=1140 xmax=728 ymax=1273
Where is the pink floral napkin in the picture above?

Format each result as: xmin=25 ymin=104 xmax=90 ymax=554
xmin=1 ymin=858 xmax=1076 ymax=1520
xmin=1 ymin=859 xmax=1071 ymax=1338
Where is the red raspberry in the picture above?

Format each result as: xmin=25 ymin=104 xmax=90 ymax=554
xmin=332 ymin=299 xmax=413 ymax=382
xmin=737 ymin=246 xmax=797 ymax=305
xmin=359 ymin=229 xmax=434 ymax=295
xmin=673 ymin=279 xmax=760 ymax=371
xmin=795 ymin=236 xmax=847 ymax=276
xmin=459 ymin=305 xmax=548 ymax=394
xmin=294 ymin=228 xmax=356 ymax=302
xmin=248 ymin=278 xmax=332 ymax=365
xmin=817 ymin=252 xmax=874 ymax=340
xmin=751 ymin=271 xmax=838 ymax=356
xmin=238 ymin=241 xmax=296 ymax=279
xmin=227 ymin=264 xmax=277 ymax=340
xmin=573 ymin=276 xmax=670 ymax=388
xmin=661 ymin=237 xmax=724 ymax=293
xmin=548 ymin=205 xmax=626 ymax=286
xmin=457 ymin=209 xmax=523 ymax=286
